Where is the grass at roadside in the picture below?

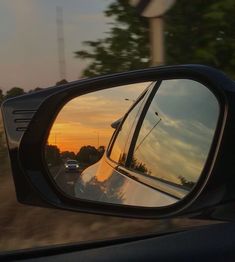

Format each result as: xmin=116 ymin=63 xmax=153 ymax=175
xmin=0 ymin=115 xmax=164 ymax=251
xmin=0 ymin=116 xmax=217 ymax=252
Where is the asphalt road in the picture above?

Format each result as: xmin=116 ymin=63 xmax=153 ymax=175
xmin=50 ymin=165 xmax=80 ymax=197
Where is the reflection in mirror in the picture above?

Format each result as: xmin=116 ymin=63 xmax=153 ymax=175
xmin=45 ymin=79 xmax=219 ymax=208
xmin=130 ymin=79 xmax=219 ymax=192
xmin=45 ymin=82 xmax=151 ymax=196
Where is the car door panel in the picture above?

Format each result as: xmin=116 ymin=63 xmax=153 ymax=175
xmin=75 ymin=156 xmax=177 ymax=207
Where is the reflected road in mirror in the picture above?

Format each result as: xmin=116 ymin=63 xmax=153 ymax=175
xmin=131 ymin=79 xmax=219 ymax=189
xmin=45 ymin=79 xmax=219 ymax=208
xmin=45 ymin=82 xmax=151 ymax=197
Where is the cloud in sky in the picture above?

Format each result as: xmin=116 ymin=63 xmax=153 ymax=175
xmin=48 ymin=82 xmax=151 ymax=152
xmin=2 ymin=0 xmax=38 ymax=17
xmin=132 ymin=79 xmax=219 ymax=186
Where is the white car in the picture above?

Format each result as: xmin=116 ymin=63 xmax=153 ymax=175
xmin=64 ymin=160 xmax=80 ymax=172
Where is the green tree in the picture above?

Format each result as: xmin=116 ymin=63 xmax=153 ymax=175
xmin=75 ymin=0 xmax=150 ymax=77
xmin=75 ymin=0 xmax=235 ymax=78
xmin=5 ymin=87 xmax=25 ymax=99
xmin=165 ymin=0 xmax=235 ymax=77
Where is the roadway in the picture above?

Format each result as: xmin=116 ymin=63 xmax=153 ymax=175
xmin=50 ymin=165 xmax=81 ymax=197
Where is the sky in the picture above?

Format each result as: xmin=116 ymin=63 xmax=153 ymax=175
xmin=48 ymin=82 xmax=152 ymax=152
xmin=1 ymin=1 xmax=220 ymax=191
xmin=0 ymin=0 xmax=113 ymax=92
xmin=132 ymin=79 xmax=219 ymax=185
xmin=47 ymin=78 xmax=219 ymax=189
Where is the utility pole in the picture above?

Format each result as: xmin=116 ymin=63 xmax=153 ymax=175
xmin=56 ymin=6 xmax=67 ymax=80
xmin=94 ymin=131 xmax=100 ymax=148
xmin=129 ymin=0 xmax=176 ymax=66
xmin=149 ymin=17 xmax=164 ymax=66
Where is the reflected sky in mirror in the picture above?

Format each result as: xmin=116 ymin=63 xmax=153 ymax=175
xmin=48 ymin=82 xmax=151 ymax=152
xmin=132 ymin=79 xmax=219 ymax=188
xmin=46 ymin=82 xmax=151 ymax=198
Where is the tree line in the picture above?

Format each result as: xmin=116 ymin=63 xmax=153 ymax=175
xmin=0 ymin=87 xmax=26 ymax=104
xmin=0 ymin=86 xmax=47 ymax=104
xmin=45 ymin=144 xmax=105 ymax=167
xmin=0 ymin=80 xmax=68 ymax=105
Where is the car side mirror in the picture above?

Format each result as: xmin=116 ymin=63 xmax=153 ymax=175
xmin=45 ymin=77 xmax=220 ymax=206
xmin=2 ymin=65 xmax=235 ymax=219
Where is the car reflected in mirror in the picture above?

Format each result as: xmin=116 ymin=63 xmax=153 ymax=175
xmin=45 ymin=78 xmax=219 ymax=208
xmin=64 ymin=159 xmax=80 ymax=173
xmin=45 ymin=82 xmax=151 ymax=196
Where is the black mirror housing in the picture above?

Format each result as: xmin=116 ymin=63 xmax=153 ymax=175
xmin=2 ymin=64 xmax=235 ymax=219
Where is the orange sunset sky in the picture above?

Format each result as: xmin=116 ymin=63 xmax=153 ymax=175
xmin=48 ymin=82 xmax=152 ymax=153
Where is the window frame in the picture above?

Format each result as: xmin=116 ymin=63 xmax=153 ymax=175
xmin=106 ymin=79 xmax=205 ymax=199
xmin=106 ymin=83 xmax=154 ymax=164
xmin=125 ymin=81 xmax=162 ymax=167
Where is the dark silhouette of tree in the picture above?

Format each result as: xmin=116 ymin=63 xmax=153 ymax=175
xmin=130 ymin=157 xmax=151 ymax=175
xmin=97 ymin=146 xmax=105 ymax=156
xmin=0 ymin=116 xmax=7 ymax=160
xmin=28 ymin=87 xmax=43 ymax=93
xmin=1 ymin=79 xmax=69 ymax=104
xmin=178 ymin=176 xmax=195 ymax=190
xmin=118 ymin=153 xmax=127 ymax=165
xmin=76 ymin=145 xmax=105 ymax=165
xmin=0 ymin=89 xmax=3 ymax=104
xmin=74 ymin=0 xmax=149 ymax=77
xmin=60 ymin=151 xmax=76 ymax=160
xmin=75 ymin=174 xmax=125 ymax=205
xmin=45 ymin=145 xmax=62 ymax=166
xmin=4 ymin=87 xmax=25 ymax=99
xmin=56 ymin=79 xmax=68 ymax=86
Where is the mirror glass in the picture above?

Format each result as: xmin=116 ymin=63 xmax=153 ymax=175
xmin=45 ymin=79 xmax=219 ymax=208
xmin=45 ymin=82 xmax=151 ymax=195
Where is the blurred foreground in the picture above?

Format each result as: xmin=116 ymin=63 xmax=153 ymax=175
xmin=0 ymin=115 xmax=217 ymax=252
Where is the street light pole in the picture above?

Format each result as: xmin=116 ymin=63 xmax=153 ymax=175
xmin=94 ymin=131 xmax=100 ymax=148
xmin=129 ymin=0 xmax=176 ymax=66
